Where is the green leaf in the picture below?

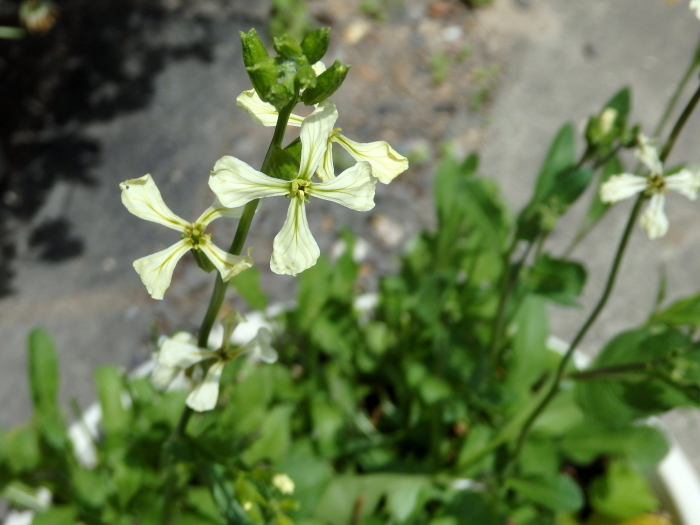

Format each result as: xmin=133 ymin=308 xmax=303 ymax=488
xmin=301 ymin=28 xmax=330 ymax=64
xmin=532 ymin=124 xmax=576 ymax=204
xmin=508 ymin=295 xmax=548 ymax=393
xmin=32 ymin=506 xmax=77 ymax=525
xmin=589 ymin=460 xmax=658 ymax=520
xmin=560 ymin=423 xmax=669 ymax=466
xmin=200 ymin=463 xmax=254 ymax=525
xmin=529 ymin=255 xmax=586 ymax=306
xmin=507 ymin=473 xmax=583 ymax=512
xmin=71 ymin=466 xmax=110 ymax=508
xmin=297 ymin=255 xmax=331 ymax=331
xmin=95 ymin=365 xmax=129 ymax=436
xmin=242 ymin=404 xmax=294 ymax=465
xmin=606 ymin=87 xmax=631 ymax=117
xmin=279 ymin=441 xmax=333 ymax=519
xmin=650 ymin=292 xmax=700 ymax=326
xmin=5 ymin=426 xmax=40 ymax=473
xmin=301 ymin=60 xmax=350 ymax=105
xmin=265 ymin=138 xmax=302 ymax=180
xmin=28 ymin=329 xmax=59 ymax=413
xmin=230 ymin=267 xmax=268 ymax=310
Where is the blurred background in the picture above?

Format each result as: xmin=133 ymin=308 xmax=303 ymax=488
xmin=2 ymin=0 xmax=700 ymax=469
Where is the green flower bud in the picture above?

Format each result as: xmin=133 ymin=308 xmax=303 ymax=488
xmin=273 ymin=34 xmax=303 ymax=58
xmin=301 ymin=60 xmax=350 ymax=106
xmin=301 ymin=28 xmax=331 ymax=64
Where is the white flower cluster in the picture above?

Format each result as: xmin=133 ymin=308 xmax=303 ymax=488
xmin=600 ymin=135 xmax=700 ymax=239
xmin=120 ymin=82 xmax=407 ymax=298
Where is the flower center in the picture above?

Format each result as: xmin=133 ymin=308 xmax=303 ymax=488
xmin=182 ymin=223 xmax=211 ymax=250
xmin=646 ymin=173 xmax=667 ymax=196
xmin=289 ymin=178 xmax=312 ymax=202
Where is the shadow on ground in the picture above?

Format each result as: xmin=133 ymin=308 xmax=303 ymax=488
xmin=0 ymin=0 xmax=223 ymax=296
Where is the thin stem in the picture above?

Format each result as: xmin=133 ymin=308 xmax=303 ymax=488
xmin=510 ymin=194 xmax=644 ymax=463
xmin=653 ymin=33 xmax=700 ymax=139
xmin=660 ymin=79 xmax=700 ymax=164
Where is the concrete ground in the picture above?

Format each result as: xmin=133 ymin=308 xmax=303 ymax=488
xmin=2 ymin=0 xmax=700 ymax=473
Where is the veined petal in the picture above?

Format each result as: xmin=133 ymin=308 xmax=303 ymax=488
xmin=299 ymin=101 xmax=338 ymax=180
xmin=636 ymin=135 xmax=663 ymax=175
xmin=310 ymin=161 xmax=376 ymax=211
xmin=158 ymin=334 xmax=217 ymax=368
xmin=333 ymin=134 xmax=409 ymax=184
xmin=317 ymin=140 xmax=335 ymax=182
xmin=236 ymin=89 xmax=304 ymax=127
xmin=640 ymin=193 xmax=669 ymax=239
xmin=666 ymin=169 xmax=700 ymax=200
xmin=199 ymin=242 xmax=253 ymax=282
xmin=151 ymin=362 xmax=180 ymax=390
xmin=195 ymin=198 xmax=244 ymax=227
xmin=246 ymin=327 xmax=278 ymax=363
xmin=599 ymin=173 xmax=647 ymax=203
xmin=209 ymin=156 xmax=290 ymax=208
xmin=120 ymin=174 xmax=189 ymax=231
xmin=186 ymin=360 xmax=225 ymax=412
xmin=133 ymin=239 xmax=192 ymax=300
xmin=271 ymin=198 xmax=320 ymax=276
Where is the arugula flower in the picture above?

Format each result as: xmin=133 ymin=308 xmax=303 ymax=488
xmin=155 ymin=313 xmax=277 ymax=412
xmin=600 ymin=135 xmax=700 ymax=239
xmin=691 ymin=0 xmax=700 ymax=19
xmin=209 ymin=101 xmax=377 ymax=276
xmin=236 ymin=90 xmax=408 ymax=184
xmin=120 ymin=174 xmax=252 ymax=299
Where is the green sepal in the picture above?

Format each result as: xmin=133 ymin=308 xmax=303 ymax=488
xmin=274 ymin=34 xmax=303 ymax=58
xmin=301 ymin=60 xmax=350 ymax=105
xmin=266 ymin=82 xmax=295 ymax=111
xmin=296 ymin=64 xmax=317 ymax=92
xmin=266 ymin=138 xmax=303 ymax=181
xmin=192 ymin=248 xmax=216 ymax=273
xmin=240 ymin=29 xmax=276 ymax=100
xmin=301 ymin=27 xmax=330 ymax=64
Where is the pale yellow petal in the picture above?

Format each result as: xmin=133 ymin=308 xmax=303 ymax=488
xmin=236 ymin=88 xmax=304 ymax=127
xmin=691 ymin=0 xmax=700 ymax=19
xmin=640 ymin=194 xmax=668 ymax=239
xmin=194 ymin=198 xmax=244 ymax=227
xmin=158 ymin=334 xmax=216 ymax=368
xmin=310 ymin=161 xmax=376 ymax=211
xmin=133 ymin=239 xmax=192 ymax=300
xmin=665 ymin=169 xmax=700 ymax=200
xmin=317 ymin=140 xmax=335 ymax=182
xmin=599 ymin=173 xmax=647 ymax=203
xmin=247 ymin=327 xmax=278 ymax=363
xmin=271 ymin=198 xmax=320 ymax=276
xmin=333 ymin=134 xmax=408 ymax=184
xmin=636 ymin=134 xmax=663 ymax=175
xmin=120 ymin=174 xmax=189 ymax=231
xmin=209 ymin=156 xmax=290 ymax=208
xmin=299 ymin=101 xmax=338 ymax=180
xmin=199 ymin=242 xmax=253 ymax=282
xmin=186 ymin=360 xmax=225 ymax=412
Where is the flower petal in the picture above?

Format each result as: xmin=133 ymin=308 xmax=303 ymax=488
xmin=665 ymin=169 xmax=700 ymax=200
xmin=599 ymin=173 xmax=647 ymax=203
xmin=120 ymin=174 xmax=189 ymax=231
xmin=158 ymin=334 xmax=217 ymax=368
xmin=186 ymin=360 xmax=225 ymax=412
xmin=151 ymin=362 xmax=180 ymax=390
xmin=133 ymin=239 xmax=192 ymax=299
xmin=236 ymin=89 xmax=304 ymax=127
xmin=247 ymin=327 xmax=278 ymax=363
xmin=310 ymin=161 xmax=377 ymax=211
xmin=333 ymin=134 xmax=409 ymax=184
xmin=195 ymin=198 xmax=244 ymax=227
xmin=316 ymin=140 xmax=336 ymax=182
xmin=199 ymin=242 xmax=254 ymax=282
xmin=635 ymin=134 xmax=663 ymax=175
xmin=299 ymin=101 xmax=338 ymax=180
xmin=209 ymin=156 xmax=290 ymax=208
xmin=640 ymin=193 xmax=669 ymax=239
xmin=691 ymin=0 xmax=700 ymax=19
xmin=271 ymin=198 xmax=320 ymax=276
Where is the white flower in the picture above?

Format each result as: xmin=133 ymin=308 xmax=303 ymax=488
xmin=236 ymin=89 xmax=408 ymax=184
xmin=120 ymin=174 xmax=253 ymax=299
xmin=272 ymin=473 xmax=295 ymax=495
xmin=210 ymin=101 xmax=377 ymax=276
xmin=599 ymin=135 xmax=700 ymax=239
xmin=691 ymin=0 xmax=700 ymax=19
xmin=155 ymin=324 xmax=277 ymax=412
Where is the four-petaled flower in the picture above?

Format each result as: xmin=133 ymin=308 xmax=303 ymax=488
xmin=236 ymin=89 xmax=408 ymax=184
xmin=155 ymin=315 xmax=277 ymax=412
xmin=120 ymin=174 xmax=253 ymax=299
xmin=209 ymin=101 xmax=378 ymax=276
xmin=600 ymin=135 xmax=700 ymax=239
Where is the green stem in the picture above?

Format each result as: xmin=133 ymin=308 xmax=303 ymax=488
xmin=660 ymin=79 xmax=700 ymax=164
xmin=653 ymin=32 xmax=700 ymax=139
